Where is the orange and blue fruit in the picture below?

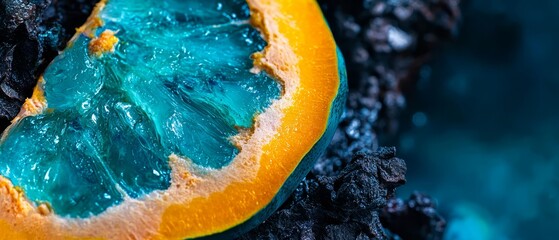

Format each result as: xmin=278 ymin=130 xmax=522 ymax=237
xmin=0 ymin=0 xmax=347 ymax=239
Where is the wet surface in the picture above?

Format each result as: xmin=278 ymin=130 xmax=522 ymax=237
xmin=0 ymin=0 xmax=280 ymax=218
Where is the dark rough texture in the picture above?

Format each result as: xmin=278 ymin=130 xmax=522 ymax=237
xmin=243 ymin=0 xmax=460 ymax=239
xmin=0 ymin=0 xmax=97 ymax=131
xmin=314 ymin=0 xmax=461 ymax=177
xmin=382 ymin=193 xmax=447 ymax=240
xmin=240 ymin=148 xmax=407 ymax=240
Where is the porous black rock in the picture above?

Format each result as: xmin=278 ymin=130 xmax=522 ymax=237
xmin=312 ymin=0 xmax=461 ymax=178
xmin=381 ymin=193 xmax=447 ymax=240
xmin=0 ymin=0 xmax=97 ymax=131
xmin=241 ymin=147 xmax=407 ymax=240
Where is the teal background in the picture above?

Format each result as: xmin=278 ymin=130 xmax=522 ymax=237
xmin=392 ymin=0 xmax=559 ymax=239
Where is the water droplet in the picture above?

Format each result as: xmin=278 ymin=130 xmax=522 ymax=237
xmin=81 ymin=101 xmax=90 ymax=110
xmin=44 ymin=168 xmax=51 ymax=181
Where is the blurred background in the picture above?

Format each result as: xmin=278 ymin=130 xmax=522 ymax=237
xmin=392 ymin=0 xmax=559 ymax=239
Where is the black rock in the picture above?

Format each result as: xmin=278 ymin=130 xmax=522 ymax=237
xmin=381 ymin=193 xmax=447 ymax=240
xmin=312 ymin=0 xmax=461 ymax=178
xmin=241 ymin=148 xmax=407 ymax=240
xmin=0 ymin=0 xmax=97 ymax=131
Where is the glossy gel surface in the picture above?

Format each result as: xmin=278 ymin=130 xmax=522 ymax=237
xmin=0 ymin=0 xmax=280 ymax=218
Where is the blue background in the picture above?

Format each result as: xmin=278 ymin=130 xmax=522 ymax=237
xmin=391 ymin=0 xmax=559 ymax=239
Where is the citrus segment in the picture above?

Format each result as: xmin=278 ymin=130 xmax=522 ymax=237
xmin=0 ymin=0 xmax=346 ymax=239
xmin=0 ymin=0 xmax=280 ymax=218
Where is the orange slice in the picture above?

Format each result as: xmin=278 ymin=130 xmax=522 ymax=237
xmin=0 ymin=0 xmax=347 ymax=239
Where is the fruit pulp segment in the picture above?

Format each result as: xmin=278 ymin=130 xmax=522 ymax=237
xmin=0 ymin=0 xmax=280 ymax=218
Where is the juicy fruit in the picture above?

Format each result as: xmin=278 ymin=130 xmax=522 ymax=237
xmin=0 ymin=0 xmax=346 ymax=238
xmin=0 ymin=0 xmax=280 ymax=218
